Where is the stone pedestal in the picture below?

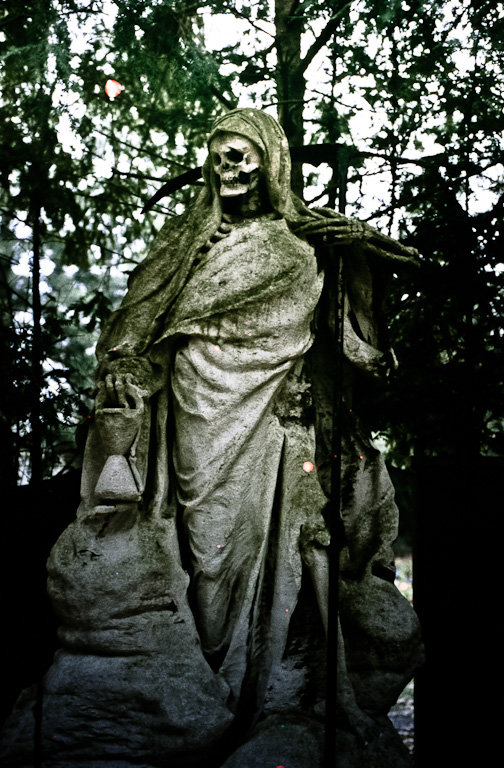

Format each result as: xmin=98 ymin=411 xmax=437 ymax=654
xmin=0 ymin=510 xmax=233 ymax=767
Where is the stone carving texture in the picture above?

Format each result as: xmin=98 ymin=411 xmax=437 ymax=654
xmin=0 ymin=109 xmax=424 ymax=767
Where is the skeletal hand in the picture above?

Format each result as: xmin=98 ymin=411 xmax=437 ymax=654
xmin=96 ymin=374 xmax=146 ymax=410
xmin=294 ymin=216 xmax=368 ymax=246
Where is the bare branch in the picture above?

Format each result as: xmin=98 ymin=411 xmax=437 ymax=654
xmin=232 ymin=8 xmax=276 ymax=40
xmin=111 ymin=169 xmax=167 ymax=184
xmin=300 ymin=3 xmax=352 ymax=71
xmin=209 ymin=84 xmax=238 ymax=110
xmin=92 ymin=129 xmax=193 ymax=170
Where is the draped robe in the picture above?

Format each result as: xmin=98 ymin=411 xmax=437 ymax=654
xmin=166 ymin=217 xmax=324 ymax=701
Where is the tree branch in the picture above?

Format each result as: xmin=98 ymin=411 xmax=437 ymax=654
xmin=231 ymin=8 xmax=276 ymax=39
xmin=111 ymin=168 xmax=167 ymax=184
xmin=209 ymin=83 xmax=238 ymax=110
xmin=300 ymin=3 xmax=352 ymax=70
xmin=92 ymin=129 xmax=193 ymax=170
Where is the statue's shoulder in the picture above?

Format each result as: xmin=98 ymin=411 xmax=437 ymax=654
xmin=254 ymin=217 xmax=316 ymax=261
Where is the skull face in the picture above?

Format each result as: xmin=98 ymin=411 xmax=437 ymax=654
xmin=209 ymin=132 xmax=263 ymax=197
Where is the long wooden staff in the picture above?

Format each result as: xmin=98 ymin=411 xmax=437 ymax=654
xmin=324 ymin=156 xmax=348 ymax=768
xmin=323 ymin=243 xmax=345 ymax=768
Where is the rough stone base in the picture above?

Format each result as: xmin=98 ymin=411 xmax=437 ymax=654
xmin=0 ymin=654 xmax=232 ymax=768
xmin=2 ymin=693 xmax=413 ymax=768
xmin=221 ymin=713 xmax=413 ymax=768
xmin=0 ymin=504 xmax=421 ymax=768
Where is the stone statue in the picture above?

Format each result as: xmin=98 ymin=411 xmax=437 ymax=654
xmin=0 ymin=109 xmax=423 ymax=768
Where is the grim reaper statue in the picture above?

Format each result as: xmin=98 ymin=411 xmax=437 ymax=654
xmin=2 ymin=110 xmax=424 ymax=768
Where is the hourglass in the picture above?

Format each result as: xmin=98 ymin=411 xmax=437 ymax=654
xmin=94 ymin=381 xmax=146 ymax=504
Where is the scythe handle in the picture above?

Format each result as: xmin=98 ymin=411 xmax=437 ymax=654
xmin=324 ymin=243 xmax=345 ymax=767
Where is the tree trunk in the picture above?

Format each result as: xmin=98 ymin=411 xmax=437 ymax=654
xmin=30 ymin=197 xmax=43 ymax=487
xmin=275 ymin=0 xmax=305 ymax=199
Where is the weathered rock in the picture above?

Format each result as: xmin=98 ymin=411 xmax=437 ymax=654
xmin=220 ymin=713 xmax=413 ymax=768
xmin=221 ymin=715 xmax=325 ymax=768
xmin=0 ymin=510 xmax=233 ymax=767
xmin=341 ymin=575 xmax=423 ymax=714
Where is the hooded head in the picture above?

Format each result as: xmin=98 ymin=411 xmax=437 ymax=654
xmin=202 ymin=108 xmax=306 ymax=222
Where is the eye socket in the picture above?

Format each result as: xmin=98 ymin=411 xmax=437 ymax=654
xmin=227 ymin=148 xmax=244 ymax=163
xmin=212 ymin=152 xmax=221 ymax=165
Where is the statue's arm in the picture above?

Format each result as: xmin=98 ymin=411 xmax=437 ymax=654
xmin=343 ymin=312 xmax=397 ymax=380
xmin=292 ymin=210 xmax=419 ymax=264
xmin=343 ymin=304 xmax=398 ymax=381
xmin=294 ymin=209 xmax=415 ymax=379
